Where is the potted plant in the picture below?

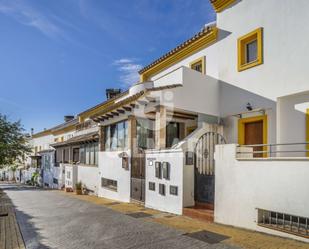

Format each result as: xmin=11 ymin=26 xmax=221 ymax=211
xmin=75 ymin=181 xmax=82 ymax=195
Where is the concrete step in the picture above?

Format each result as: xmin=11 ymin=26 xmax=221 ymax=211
xmin=183 ymin=207 xmax=214 ymax=222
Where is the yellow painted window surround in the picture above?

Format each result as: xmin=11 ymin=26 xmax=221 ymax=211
xmin=189 ymin=56 xmax=205 ymax=74
xmin=306 ymin=109 xmax=309 ymax=157
xmin=238 ymin=115 xmax=268 ymax=157
xmin=238 ymin=28 xmax=263 ymax=72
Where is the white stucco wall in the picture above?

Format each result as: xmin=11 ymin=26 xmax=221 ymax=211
xmin=77 ymin=165 xmax=99 ymax=195
xmin=219 ymin=81 xmax=277 ymax=144
xmin=151 ymin=67 xmax=220 ymax=117
xmin=214 ymin=144 xmax=309 ymax=242
xmin=31 ymin=134 xmax=54 ymax=151
xmin=149 ymin=38 xmax=218 ymax=81
xmin=217 ymin=0 xmax=309 ymax=100
xmin=145 ymin=149 xmax=184 ymax=215
xmin=98 ymin=151 xmax=131 ymax=202
xmin=277 ymin=92 xmax=309 ymax=155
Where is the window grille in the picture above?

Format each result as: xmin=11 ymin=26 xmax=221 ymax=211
xmin=257 ymin=209 xmax=309 ymax=238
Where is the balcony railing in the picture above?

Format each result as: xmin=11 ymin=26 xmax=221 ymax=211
xmin=237 ymin=142 xmax=309 ymax=159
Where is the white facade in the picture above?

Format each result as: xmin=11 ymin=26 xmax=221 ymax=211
xmin=215 ymin=144 xmax=309 ymax=242
xmin=98 ymin=151 xmax=131 ymax=202
xmin=77 ymin=165 xmax=99 ymax=195
xmin=145 ymin=149 xmax=184 ymax=215
xmin=216 ymin=0 xmax=309 ymax=100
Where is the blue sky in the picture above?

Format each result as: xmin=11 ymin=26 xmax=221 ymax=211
xmin=0 ymin=0 xmax=215 ymax=133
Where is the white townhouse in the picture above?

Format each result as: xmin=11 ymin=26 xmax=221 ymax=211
xmin=49 ymin=89 xmax=122 ymax=194
xmin=17 ymin=0 xmax=309 ymax=242
xmin=85 ymin=0 xmax=309 ymax=242
xmin=25 ymin=116 xmax=78 ymax=188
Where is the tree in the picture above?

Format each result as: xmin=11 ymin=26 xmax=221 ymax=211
xmin=0 ymin=114 xmax=31 ymax=168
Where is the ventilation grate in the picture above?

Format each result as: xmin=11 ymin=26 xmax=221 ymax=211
xmin=126 ymin=212 xmax=153 ymax=218
xmin=258 ymin=209 xmax=309 ymax=238
xmin=184 ymin=230 xmax=230 ymax=244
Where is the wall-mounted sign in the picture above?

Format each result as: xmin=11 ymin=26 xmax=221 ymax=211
xmin=162 ymin=162 xmax=170 ymax=180
xmin=159 ymin=183 xmax=165 ymax=196
xmin=118 ymin=152 xmax=129 ymax=170
xmin=170 ymin=185 xmax=178 ymax=196
xmin=149 ymin=182 xmax=155 ymax=191
xmin=147 ymin=157 xmax=156 ymax=166
xmin=155 ymin=162 xmax=162 ymax=179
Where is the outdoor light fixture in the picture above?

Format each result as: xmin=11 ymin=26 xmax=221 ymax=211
xmin=246 ymin=102 xmax=253 ymax=111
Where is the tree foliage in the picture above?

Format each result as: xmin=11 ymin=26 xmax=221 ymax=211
xmin=0 ymin=114 xmax=31 ymax=167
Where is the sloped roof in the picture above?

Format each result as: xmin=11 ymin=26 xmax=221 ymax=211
xmin=139 ymin=25 xmax=217 ymax=75
xmin=51 ymin=131 xmax=98 ymax=147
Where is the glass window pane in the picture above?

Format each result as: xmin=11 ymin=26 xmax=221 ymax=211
xmin=124 ymin=120 xmax=128 ymax=149
xmin=246 ymin=40 xmax=257 ymax=63
xmin=166 ymin=122 xmax=180 ymax=148
xmin=192 ymin=62 xmax=202 ymax=73
xmin=111 ymin=124 xmax=117 ymax=150
xmin=90 ymin=144 xmax=95 ymax=165
xmin=86 ymin=145 xmax=90 ymax=164
xmin=137 ymin=119 xmax=155 ymax=149
xmin=79 ymin=146 xmax=85 ymax=164
xmin=105 ymin=126 xmax=111 ymax=150
xmin=94 ymin=143 xmax=98 ymax=165
xmin=117 ymin=122 xmax=124 ymax=149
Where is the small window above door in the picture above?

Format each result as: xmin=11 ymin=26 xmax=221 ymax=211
xmin=238 ymin=27 xmax=263 ymax=71
xmin=189 ymin=56 xmax=205 ymax=74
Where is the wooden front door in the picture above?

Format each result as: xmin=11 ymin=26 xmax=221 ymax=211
xmin=244 ymin=120 xmax=264 ymax=157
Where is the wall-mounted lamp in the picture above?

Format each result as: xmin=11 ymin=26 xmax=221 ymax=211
xmin=246 ymin=103 xmax=253 ymax=111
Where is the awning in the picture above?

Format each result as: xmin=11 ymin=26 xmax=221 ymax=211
xmin=51 ymin=131 xmax=98 ymax=147
xmin=91 ymin=83 xmax=182 ymax=122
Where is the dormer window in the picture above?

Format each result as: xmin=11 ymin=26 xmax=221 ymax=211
xmin=238 ymin=28 xmax=263 ymax=71
xmin=190 ymin=56 xmax=205 ymax=74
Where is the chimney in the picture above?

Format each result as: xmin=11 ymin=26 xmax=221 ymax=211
xmin=106 ymin=88 xmax=121 ymax=100
xmin=64 ymin=115 xmax=75 ymax=122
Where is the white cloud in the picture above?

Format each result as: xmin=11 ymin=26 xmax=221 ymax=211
xmin=113 ymin=58 xmax=142 ymax=87
xmin=0 ymin=0 xmax=63 ymax=39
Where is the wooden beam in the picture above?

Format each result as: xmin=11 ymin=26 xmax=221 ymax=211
xmin=111 ymin=111 xmax=119 ymax=116
xmin=117 ymin=109 xmax=125 ymax=114
xmin=145 ymin=96 xmax=156 ymax=102
xmin=97 ymin=116 xmax=104 ymax=121
xmin=123 ymin=106 xmax=132 ymax=111
xmin=137 ymin=100 xmax=148 ymax=106
xmin=106 ymin=114 xmax=114 ymax=118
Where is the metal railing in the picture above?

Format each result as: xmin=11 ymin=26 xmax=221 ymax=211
xmin=237 ymin=142 xmax=309 ymax=158
xmin=258 ymin=208 xmax=309 ymax=238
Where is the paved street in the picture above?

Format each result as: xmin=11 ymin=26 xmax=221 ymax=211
xmin=1 ymin=183 xmax=238 ymax=249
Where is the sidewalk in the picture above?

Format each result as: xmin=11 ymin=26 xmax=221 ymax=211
xmin=61 ymin=191 xmax=309 ymax=249
xmin=0 ymin=189 xmax=25 ymax=249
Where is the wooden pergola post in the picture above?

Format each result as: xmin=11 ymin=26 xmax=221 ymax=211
xmin=98 ymin=125 xmax=105 ymax=152
xmin=128 ymin=115 xmax=137 ymax=154
xmin=155 ymin=105 xmax=167 ymax=149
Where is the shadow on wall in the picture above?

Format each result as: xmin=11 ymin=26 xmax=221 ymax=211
xmin=1 ymin=184 xmax=51 ymax=249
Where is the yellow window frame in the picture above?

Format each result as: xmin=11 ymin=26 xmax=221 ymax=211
xmin=189 ymin=56 xmax=205 ymax=74
xmin=238 ymin=28 xmax=263 ymax=72
xmin=307 ymin=109 xmax=309 ymax=157
xmin=238 ymin=115 xmax=268 ymax=157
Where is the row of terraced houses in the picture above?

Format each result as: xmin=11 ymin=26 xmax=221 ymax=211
xmin=3 ymin=0 xmax=309 ymax=242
